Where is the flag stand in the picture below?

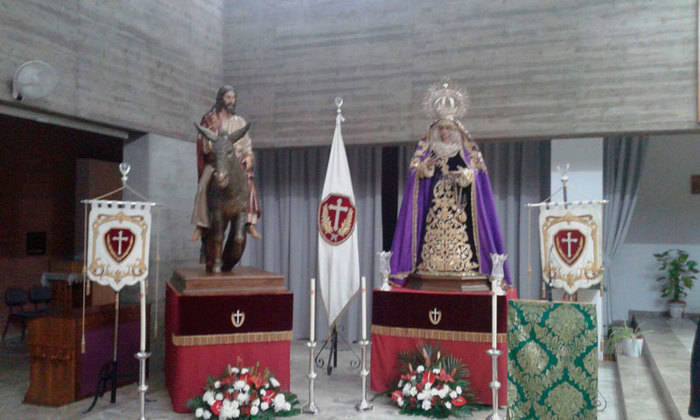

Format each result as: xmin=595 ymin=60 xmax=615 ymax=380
xmin=80 ymin=162 xmax=158 ymax=419
xmin=313 ymin=325 xmax=361 ymax=375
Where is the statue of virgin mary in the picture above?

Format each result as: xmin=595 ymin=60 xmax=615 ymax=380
xmin=389 ymin=82 xmax=511 ymax=286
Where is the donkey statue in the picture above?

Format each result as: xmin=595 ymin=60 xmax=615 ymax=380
xmin=194 ymin=122 xmax=251 ymax=273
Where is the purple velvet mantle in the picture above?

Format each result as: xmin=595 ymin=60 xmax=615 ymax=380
xmin=389 ymin=137 xmax=511 ymax=286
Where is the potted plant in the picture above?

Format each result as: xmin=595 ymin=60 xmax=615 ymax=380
xmin=606 ymin=321 xmax=646 ymax=358
xmin=654 ymin=249 xmax=698 ymax=319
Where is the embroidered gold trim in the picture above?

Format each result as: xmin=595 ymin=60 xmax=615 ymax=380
xmin=171 ymin=330 xmax=292 ymax=347
xmin=417 ymin=163 xmax=478 ymax=274
xmin=371 ymin=325 xmax=506 ymax=343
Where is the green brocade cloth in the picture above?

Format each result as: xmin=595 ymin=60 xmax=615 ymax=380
xmin=507 ymin=300 xmax=598 ymax=419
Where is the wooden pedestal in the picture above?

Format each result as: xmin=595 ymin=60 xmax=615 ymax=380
xmin=406 ymin=272 xmax=489 ymax=292
xmin=165 ymin=267 xmax=292 ymax=412
xmin=170 ymin=266 xmax=287 ymax=295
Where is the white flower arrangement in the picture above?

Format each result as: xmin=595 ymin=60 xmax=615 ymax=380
xmin=187 ymin=361 xmax=299 ymax=419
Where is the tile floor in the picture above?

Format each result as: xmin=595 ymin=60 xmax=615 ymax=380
xmin=0 ymin=336 xmax=623 ymax=419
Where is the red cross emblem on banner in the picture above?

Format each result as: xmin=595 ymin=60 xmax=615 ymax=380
xmin=104 ymin=228 xmax=136 ymax=263
xmin=554 ymin=229 xmax=585 ymax=266
xmin=318 ymin=194 xmax=356 ymax=245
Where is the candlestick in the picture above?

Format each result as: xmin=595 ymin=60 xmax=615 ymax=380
xmin=360 ymin=276 xmax=367 ymax=341
xmin=492 ymin=292 xmax=497 ymax=349
xmin=310 ymin=277 xmax=316 ymax=343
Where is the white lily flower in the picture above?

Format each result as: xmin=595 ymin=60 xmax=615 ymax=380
xmin=214 ymin=381 xmax=221 ymax=389
xmin=241 ymin=368 xmax=249 ymax=374
xmin=215 ymin=392 xmax=223 ymax=401
xmin=402 ymin=383 xmax=411 ymax=395
xmin=251 ymin=406 xmax=259 ymax=415
xmin=445 ymin=401 xmax=452 ymax=410
xmin=202 ymin=410 xmax=212 ymax=419
xmin=233 ymin=380 xmax=246 ymax=390
xmin=416 ymin=366 xmax=425 ymax=373
xmin=409 ymin=386 xmax=418 ymax=396
xmin=422 ymin=399 xmax=432 ymax=410
xmin=203 ymin=390 xmax=215 ymax=405
xmin=455 ymin=386 xmax=462 ymax=394
xmin=261 ymin=401 xmax=269 ymax=411
xmin=269 ymin=377 xmax=280 ymax=388
xmin=449 ymin=391 xmax=458 ymax=399
xmin=195 ymin=407 xmax=204 ymax=418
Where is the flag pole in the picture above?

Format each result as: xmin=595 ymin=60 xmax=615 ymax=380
xmin=314 ymin=96 xmax=362 ymax=376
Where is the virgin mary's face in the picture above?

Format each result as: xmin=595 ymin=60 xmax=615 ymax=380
xmin=438 ymin=123 xmax=454 ymax=142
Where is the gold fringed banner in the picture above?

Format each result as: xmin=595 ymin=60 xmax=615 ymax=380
xmin=171 ymin=330 xmax=293 ymax=347
xmin=371 ymin=325 xmax=506 ymax=343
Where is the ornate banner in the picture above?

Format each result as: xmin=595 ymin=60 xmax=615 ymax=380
xmin=87 ymin=200 xmax=152 ymax=291
xmin=539 ymin=203 xmax=604 ymax=294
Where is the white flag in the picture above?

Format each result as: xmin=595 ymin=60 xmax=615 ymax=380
xmin=317 ymin=113 xmax=360 ymax=329
xmin=86 ymin=200 xmax=152 ymax=291
xmin=539 ymin=202 xmax=604 ymax=294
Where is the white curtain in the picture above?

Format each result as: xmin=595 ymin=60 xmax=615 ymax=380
xmin=397 ymin=140 xmax=551 ymax=298
xmin=240 ymin=145 xmax=383 ymax=342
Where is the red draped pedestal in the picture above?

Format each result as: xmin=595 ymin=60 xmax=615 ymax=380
xmin=370 ymin=287 xmax=516 ymax=406
xmin=165 ymin=277 xmax=293 ymax=413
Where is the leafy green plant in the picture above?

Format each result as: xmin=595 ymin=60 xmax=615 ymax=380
xmin=654 ymin=249 xmax=699 ymax=303
xmin=606 ymin=321 xmax=646 ymax=353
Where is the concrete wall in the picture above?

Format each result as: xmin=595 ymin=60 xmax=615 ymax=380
xmin=0 ymin=0 xmax=224 ymax=140
xmin=122 ymin=133 xmax=200 ymax=369
xmin=608 ymin=136 xmax=700 ymax=320
xmin=224 ymin=0 xmax=697 ymax=148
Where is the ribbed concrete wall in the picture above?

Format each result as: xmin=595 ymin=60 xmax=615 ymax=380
xmin=0 ymin=0 xmax=224 ymax=140
xmin=224 ymin=0 xmax=698 ymax=148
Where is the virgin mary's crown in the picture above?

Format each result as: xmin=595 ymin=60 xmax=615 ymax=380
xmin=424 ymin=81 xmax=469 ymax=122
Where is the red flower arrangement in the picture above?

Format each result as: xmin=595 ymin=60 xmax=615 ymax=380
xmin=390 ymin=343 xmax=475 ymax=417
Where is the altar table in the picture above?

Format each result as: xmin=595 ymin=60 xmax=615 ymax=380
xmin=370 ymin=287 xmax=516 ymax=405
xmin=165 ymin=272 xmax=293 ymax=413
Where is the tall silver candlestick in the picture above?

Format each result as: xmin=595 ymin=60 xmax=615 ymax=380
xmin=486 ymin=253 xmax=507 ymax=420
xmin=302 ymin=340 xmax=319 ymax=414
xmin=356 ymin=276 xmax=373 ymax=411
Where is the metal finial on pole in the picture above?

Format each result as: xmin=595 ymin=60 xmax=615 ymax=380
xmin=119 ymin=162 xmax=131 ymax=187
xmin=557 ymin=163 xmax=570 ymax=208
xmin=334 ymin=97 xmax=345 ymax=123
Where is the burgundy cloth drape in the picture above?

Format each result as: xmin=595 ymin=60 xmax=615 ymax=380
xmin=370 ymin=288 xmax=516 ymax=405
xmin=165 ymin=285 xmax=291 ymax=413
